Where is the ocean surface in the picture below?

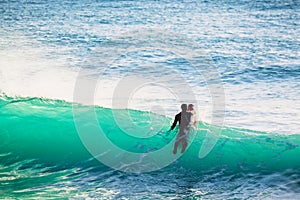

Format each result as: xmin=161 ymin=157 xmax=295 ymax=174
xmin=1 ymin=0 xmax=300 ymax=199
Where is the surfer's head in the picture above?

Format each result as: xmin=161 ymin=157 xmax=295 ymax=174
xmin=188 ymin=104 xmax=194 ymax=111
xmin=181 ymin=104 xmax=187 ymax=111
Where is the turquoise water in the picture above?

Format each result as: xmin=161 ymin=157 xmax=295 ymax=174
xmin=1 ymin=0 xmax=300 ymax=199
xmin=1 ymin=95 xmax=300 ymax=199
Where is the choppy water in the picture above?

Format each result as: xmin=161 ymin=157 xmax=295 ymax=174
xmin=0 ymin=0 xmax=300 ymax=199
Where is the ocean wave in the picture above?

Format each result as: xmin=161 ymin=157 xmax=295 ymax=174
xmin=1 ymin=94 xmax=299 ymax=174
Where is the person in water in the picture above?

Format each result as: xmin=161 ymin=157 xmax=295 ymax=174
xmin=188 ymin=104 xmax=197 ymax=128
xmin=170 ymin=104 xmax=192 ymax=154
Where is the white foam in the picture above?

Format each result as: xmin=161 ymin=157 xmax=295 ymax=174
xmin=0 ymin=47 xmax=78 ymax=102
xmin=0 ymin=46 xmax=215 ymax=124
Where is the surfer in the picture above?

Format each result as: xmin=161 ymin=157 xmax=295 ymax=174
xmin=188 ymin=104 xmax=197 ymax=128
xmin=170 ymin=104 xmax=192 ymax=154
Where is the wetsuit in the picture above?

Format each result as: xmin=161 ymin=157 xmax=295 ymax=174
xmin=170 ymin=112 xmax=181 ymax=130
xmin=170 ymin=111 xmax=191 ymax=130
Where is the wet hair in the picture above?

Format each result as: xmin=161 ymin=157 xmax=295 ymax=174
xmin=188 ymin=104 xmax=194 ymax=110
xmin=181 ymin=104 xmax=187 ymax=111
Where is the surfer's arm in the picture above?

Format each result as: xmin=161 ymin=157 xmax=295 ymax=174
xmin=191 ymin=111 xmax=197 ymax=127
xmin=170 ymin=113 xmax=180 ymax=130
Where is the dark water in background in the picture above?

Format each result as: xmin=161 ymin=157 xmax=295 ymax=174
xmin=0 ymin=0 xmax=300 ymax=199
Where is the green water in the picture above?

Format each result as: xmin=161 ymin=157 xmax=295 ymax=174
xmin=1 ymin=94 xmax=300 ymax=198
xmin=1 ymin=94 xmax=299 ymax=171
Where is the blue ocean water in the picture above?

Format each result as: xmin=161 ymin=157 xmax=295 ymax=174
xmin=0 ymin=0 xmax=300 ymax=199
